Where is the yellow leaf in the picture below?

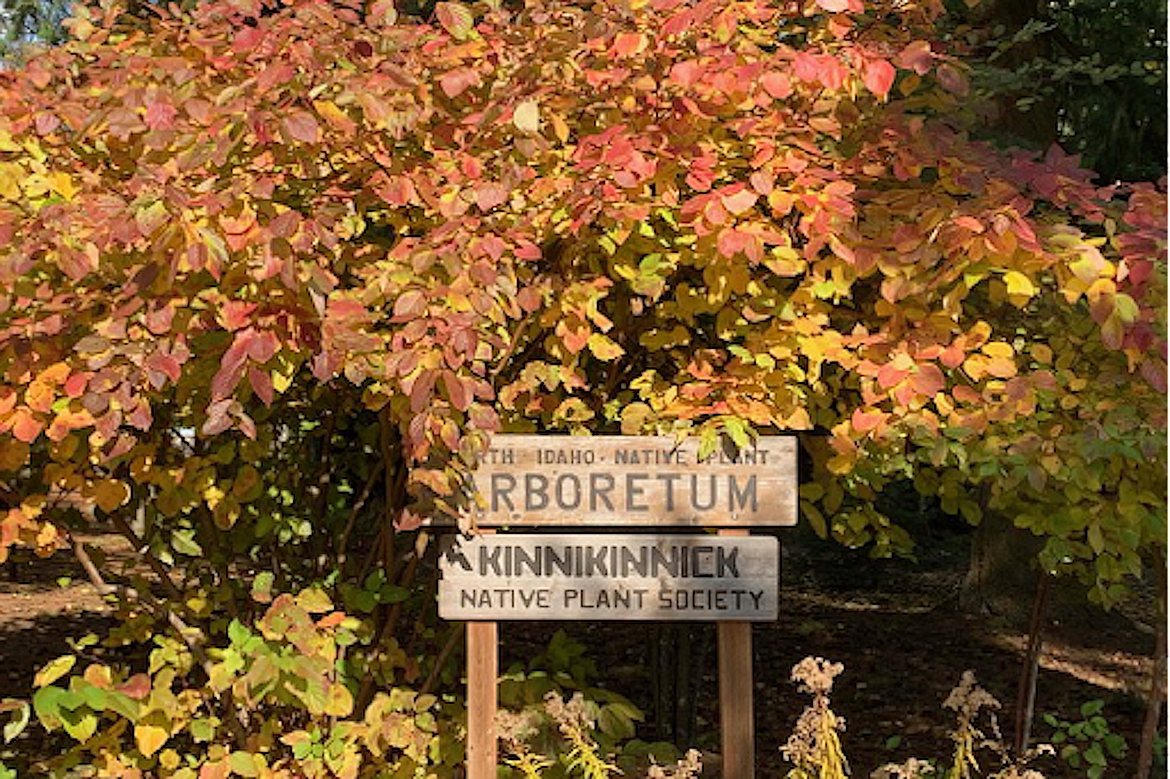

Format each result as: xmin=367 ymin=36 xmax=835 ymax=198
xmin=550 ymin=112 xmax=570 ymax=143
xmin=135 ymin=721 xmax=169 ymax=757
xmin=981 ymin=342 xmax=1014 ymax=360
xmin=0 ymin=162 xmax=22 ymax=200
xmin=34 ymin=655 xmax=76 ymax=688
xmin=326 ymin=683 xmax=354 ymax=717
xmin=48 ymin=171 xmax=77 ymax=200
xmin=1003 ymin=271 xmax=1035 ymax=299
xmin=587 ymin=333 xmax=625 ymax=361
xmin=513 ymin=100 xmax=540 ymax=134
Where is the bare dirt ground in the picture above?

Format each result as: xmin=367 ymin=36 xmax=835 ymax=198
xmin=1 ymin=531 xmax=1163 ymax=778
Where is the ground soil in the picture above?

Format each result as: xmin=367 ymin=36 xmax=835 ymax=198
xmin=1 ymin=529 xmax=1163 ymax=778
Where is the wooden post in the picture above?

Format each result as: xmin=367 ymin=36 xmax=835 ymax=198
xmin=467 ymin=620 xmax=498 ymax=779
xmin=718 ymin=528 xmax=754 ymax=779
xmin=466 ymin=529 xmax=498 ymax=779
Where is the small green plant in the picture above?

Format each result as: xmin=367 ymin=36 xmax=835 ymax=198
xmin=1042 ymin=700 xmax=1127 ymax=779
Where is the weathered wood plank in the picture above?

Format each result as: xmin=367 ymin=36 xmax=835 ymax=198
xmin=464 ymin=435 xmax=798 ymax=527
xmin=439 ymin=533 xmax=778 ymax=621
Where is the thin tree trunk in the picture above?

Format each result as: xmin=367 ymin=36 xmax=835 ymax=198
xmin=1134 ymin=556 xmax=1167 ymax=779
xmin=1013 ymin=571 xmax=1051 ymax=754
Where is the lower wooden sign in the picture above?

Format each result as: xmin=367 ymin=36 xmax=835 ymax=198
xmin=438 ymin=533 xmax=778 ymax=621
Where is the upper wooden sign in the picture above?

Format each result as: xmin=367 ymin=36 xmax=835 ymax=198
xmin=466 ymin=435 xmax=797 ymax=527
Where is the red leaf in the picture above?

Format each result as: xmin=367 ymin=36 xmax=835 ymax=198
xmin=562 ymin=325 xmax=590 ymax=354
xmin=440 ymin=68 xmax=480 ymax=98
xmin=221 ymin=300 xmax=257 ymax=331
xmin=442 ymin=370 xmax=471 ymax=411
xmin=940 ymin=344 xmax=965 ymax=369
xmin=474 ymin=183 xmax=509 ymax=212
xmin=35 ymin=112 xmax=61 ymax=135
xmin=670 ymin=60 xmax=702 ymax=87
xmin=409 ymin=369 xmax=437 ymax=413
xmin=64 ymin=373 xmax=90 ymax=398
xmin=911 ymin=364 xmax=946 ymax=397
xmin=862 ymin=59 xmax=895 ymax=99
xmin=211 ymin=339 xmax=249 ymax=401
xmin=1141 ymin=358 xmax=1168 ymax=392
xmin=233 ymin=26 xmax=264 ymax=52
xmin=936 ymin=64 xmax=969 ymax=96
xmin=282 ymin=111 xmax=320 ymax=144
xmin=514 ymin=241 xmax=542 ymax=260
xmin=759 ymin=71 xmax=792 ymax=100
xmin=393 ymin=290 xmax=427 ymax=320
xmin=144 ymin=102 xmax=177 ymax=131
xmin=794 ymin=52 xmax=821 ymax=84
xmin=876 ymin=363 xmax=909 ymax=390
xmin=246 ymin=331 xmax=279 ymax=364
xmin=897 ymin=41 xmax=934 ymax=75
xmin=117 ymin=674 xmax=151 ymax=700
xmin=815 ymin=0 xmax=850 ymax=12
xmin=249 ymin=367 xmax=274 ymax=406
xmin=145 ymin=353 xmax=181 ymax=387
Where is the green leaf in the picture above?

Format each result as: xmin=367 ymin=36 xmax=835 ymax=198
xmin=59 ymin=706 xmax=97 ymax=742
xmin=171 ymin=528 xmax=203 ymax=556
xmin=1080 ymin=700 xmax=1104 ymax=717
xmin=1084 ymin=743 xmax=1106 ymax=766
xmin=723 ymin=417 xmax=751 ymax=449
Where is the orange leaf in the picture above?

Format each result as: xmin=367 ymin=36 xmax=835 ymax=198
xmin=721 ymin=188 xmax=757 ymax=215
xmin=851 ymin=407 xmax=887 ymax=434
xmin=613 ymin=33 xmax=647 ymax=57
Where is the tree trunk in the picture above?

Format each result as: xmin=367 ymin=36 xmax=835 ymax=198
xmin=1134 ymin=557 xmax=1167 ymax=779
xmin=961 ymin=510 xmax=1043 ymax=618
xmin=1013 ymin=572 xmax=1051 ymax=754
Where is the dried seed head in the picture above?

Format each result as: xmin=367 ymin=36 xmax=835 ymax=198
xmin=791 ymin=656 xmax=845 ymax=696
xmin=943 ymin=670 xmax=1000 ymax=720
xmin=871 ymin=757 xmax=934 ymax=779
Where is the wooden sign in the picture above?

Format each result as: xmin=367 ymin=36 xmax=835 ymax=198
xmin=467 ymin=435 xmax=797 ymax=527
xmin=439 ymin=533 xmax=778 ymax=621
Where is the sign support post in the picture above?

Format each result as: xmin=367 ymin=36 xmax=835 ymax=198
xmin=466 ymin=620 xmax=498 ymax=777
xmin=718 ymin=528 xmax=754 ymax=779
xmin=466 ymin=529 xmax=497 ymax=779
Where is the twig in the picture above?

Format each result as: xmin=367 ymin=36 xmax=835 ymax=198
xmin=420 ymin=625 xmax=465 ymax=696
xmin=68 ymin=532 xmax=248 ymax=741
xmin=336 ymin=456 xmax=386 ymax=571
xmin=108 ymin=513 xmax=185 ymax=603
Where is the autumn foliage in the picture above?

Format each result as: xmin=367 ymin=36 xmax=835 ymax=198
xmin=0 ymin=0 xmax=1164 ymax=774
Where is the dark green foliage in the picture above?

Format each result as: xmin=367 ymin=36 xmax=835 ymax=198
xmin=962 ymin=0 xmax=1167 ymax=182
